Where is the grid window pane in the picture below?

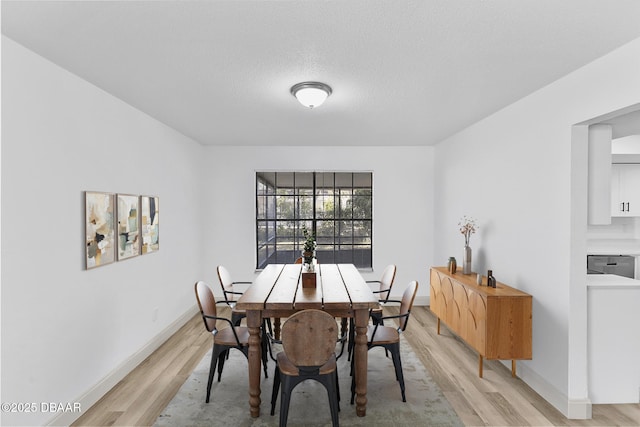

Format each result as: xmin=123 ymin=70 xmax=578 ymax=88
xmin=298 ymin=195 xmax=314 ymax=219
xmin=353 ymin=173 xmax=372 ymax=188
xmin=316 ymin=192 xmax=335 ymax=219
xmin=339 ymin=193 xmax=353 ymax=219
xmin=256 ymin=172 xmax=276 ymax=195
xmin=296 ymin=172 xmax=314 ymax=195
xmin=256 ymin=172 xmax=372 ymax=269
xmin=277 ymin=196 xmax=294 ymax=219
xmin=335 ymin=172 xmax=353 ymax=188
xmin=316 ymin=220 xmax=335 ymax=245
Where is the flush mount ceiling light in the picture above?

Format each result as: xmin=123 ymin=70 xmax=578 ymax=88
xmin=290 ymin=81 xmax=332 ymax=109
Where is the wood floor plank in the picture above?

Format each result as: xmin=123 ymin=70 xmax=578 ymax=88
xmin=111 ymin=375 xmax=175 ymax=426
xmin=592 ymin=403 xmax=640 ymax=426
xmin=72 ymin=306 xmax=640 ymax=427
xmin=126 ymin=375 xmax=189 ymax=427
xmin=485 ymin=391 xmax=532 ymax=426
xmin=617 ymin=403 xmax=640 ymax=423
xmin=442 ymin=390 xmax=486 ymax=426
xmin=71 ymin=409 xmax=122 ymax=427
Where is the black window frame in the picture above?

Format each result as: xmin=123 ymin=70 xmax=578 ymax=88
xmin=256 ymin=171 xmax=373 ymax=269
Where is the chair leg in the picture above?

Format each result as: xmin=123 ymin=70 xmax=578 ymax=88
xmin=335 ymin=370 xmax=340 ymax=409
xmin=217 ymin=350 xmax=227 ymax=382
xmin=347 ymin=318 xmax=355 ymax=361
xmin=266 ymin=333 xmax=276 ymax=362
xmin=270 ymin=365 xmax=281 ymax=416
xmin=335 ymin=318 xmax=348 ymax=359
xmin=279 ymin=375 xmax=294 ymax=427
xmin=389 ymin=343 xmax=406 ymax=402
xmin=261 ymin=325 xmax=269 ymax=378
xmin=206 ymin=345 xmax=221 ymax=403
xmin=349 ymin=356 xmax=356 ymax=405
xmin=320 ymin=374 xmax=340 ymax=427
xmin=263 ymin=318 xmax=281 ymax=362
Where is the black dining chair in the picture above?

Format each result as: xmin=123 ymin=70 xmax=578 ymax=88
xmin=194 ymin=281 xmax=268 ymax=402
xmin=368 ymin=264 xmax=397 ymax=324
xmin=294 ymin=259 xmax=348 ymax=358
xmin=216 ymin=265 xmax=251 ymax=326
xmin=348 ymin=264 xmax=397 ymax=360
xmin=350 ymin=280 xmax=418 ymax=403
xmin=270 ymin=309 xmax=340 ymax=427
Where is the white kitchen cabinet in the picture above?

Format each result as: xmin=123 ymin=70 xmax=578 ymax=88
xmin=611 ymin=164 xmax=640 ymax=216
xmin=587 ymin=276 xmax=640 ymax=404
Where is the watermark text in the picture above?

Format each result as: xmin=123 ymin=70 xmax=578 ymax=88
xmin=1 ymin=402 xmax=81 ymax=413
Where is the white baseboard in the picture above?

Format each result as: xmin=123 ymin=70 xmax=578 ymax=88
xmin=414 ymin=295 xmax=429 ymax=306
xmin=46 ymin=305 xmax=199 ymax=426
xmin=515 ymin=361 xmax=592 ymax=419
xmin=567 ymin=398 xmax=593 ymax=419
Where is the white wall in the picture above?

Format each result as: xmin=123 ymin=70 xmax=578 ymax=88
xmin=433 ymin=37 xmax=640 ymax=418
xmin=1 ymin=37 xmax=205 ymax=426
xmin=202 ymin=146 xmax=435 ymax=302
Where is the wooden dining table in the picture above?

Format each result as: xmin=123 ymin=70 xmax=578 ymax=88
xmin=235 ymin=263 xmax=378 ymax=418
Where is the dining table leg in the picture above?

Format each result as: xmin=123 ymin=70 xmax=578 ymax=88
xmin=353 ymin=308 xmax=369 ymax=416
xmin=246 ymin=309 xmax=262 ymax=417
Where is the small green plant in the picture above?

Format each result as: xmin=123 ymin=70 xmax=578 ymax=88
xmin=302 ymin=225 xmax=316 ymax=254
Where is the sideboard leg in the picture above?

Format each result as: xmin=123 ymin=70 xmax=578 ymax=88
xmin=511 ymin=360 xmax=516 ymax=377
xmin=478 ymin=354 xmax=483 ymax=378
xmin=437 ymin=317 xmax=441 ymax=335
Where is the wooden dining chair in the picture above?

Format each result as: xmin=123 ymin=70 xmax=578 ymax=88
xmin=216 ymin=265 xmax=251 ymax=326
xmin=270 ymin=309 xmax=340 ymax=427
xmin=279 ymin=259 xmax=346 ymax=357
xmin=292 ymin=259 xmax=348 ymax=359
xmin=217 ymin=265 xmax=274 ymax=373
xmin=368 ymin=264 xmax=397 ymax=323
xmin=194 ymin=281 xmax=268 ymax=403
xmin=350 ymin=280 xmax=418 ymax=403
xmin=348 ymin=264 xmax=397 ymax=360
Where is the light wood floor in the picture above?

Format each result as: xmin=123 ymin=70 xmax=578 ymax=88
xmin=72 ymin=306 xmax=640 ymax=426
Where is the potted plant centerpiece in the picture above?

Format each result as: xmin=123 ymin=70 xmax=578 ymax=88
xmin=302 ymin=225 xmax=317 ymax=271
xmin=301 ymin=225 xmax=317 ymax=288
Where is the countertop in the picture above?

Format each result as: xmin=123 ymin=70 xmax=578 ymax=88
xmin=587 ymin=274 xmax=640 ymax=289
xmin=587 ymin=239 xmax=640 ymax=255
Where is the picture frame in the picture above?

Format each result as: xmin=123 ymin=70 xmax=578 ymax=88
xmin=85 ymin=191 xmax=116 ymax=269
xmin=117 ymin=193 xmax=140 ymax=260
xmin=140 ymin=195 xmax=159 ymax=254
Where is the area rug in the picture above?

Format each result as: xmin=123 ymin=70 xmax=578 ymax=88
xmin=154 ymin=338 xmax=463 ymax=427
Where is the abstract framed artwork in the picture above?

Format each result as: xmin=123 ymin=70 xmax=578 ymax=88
xmin=85 ymin=191 xmax=116 ymax=269
xmin=117 ymin=193 xmax=140 ymax=260
xmin=140 ymin=195 xmax=160 ymax=254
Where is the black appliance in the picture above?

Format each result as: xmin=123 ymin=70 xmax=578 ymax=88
xmin=587 ymin=255 xmax=635 ymax=278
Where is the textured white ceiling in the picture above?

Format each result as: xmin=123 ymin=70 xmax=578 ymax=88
xmin=2 ymin=0 xmax=640 ymax=146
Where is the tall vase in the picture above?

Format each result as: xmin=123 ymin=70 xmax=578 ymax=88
xmin=462 ymin=245 xmax=472 ymax=274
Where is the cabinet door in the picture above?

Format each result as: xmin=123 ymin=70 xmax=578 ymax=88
xmin=611 ymin=165 xmax=622 ymax=215
xmin=611 ymin=164 xmax=640 ymax=216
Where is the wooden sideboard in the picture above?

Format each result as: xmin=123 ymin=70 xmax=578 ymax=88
xmin=429 ymin=266 xmax=532 ymax=377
